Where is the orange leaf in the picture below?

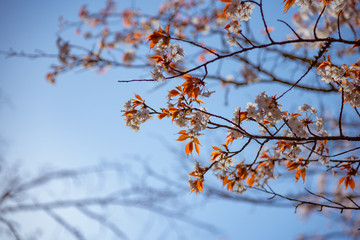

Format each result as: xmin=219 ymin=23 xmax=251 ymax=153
xmin=222 ymin=176 xmax=229 ymax=186
xmin=212 ymin=146 xmax=222 ymax=151
xmin=319 ymin=0 xmax=331 ymax=6
xmin=194 ymin=141 xmax=200 ymax=155
xmin=168 ymin=107 xmax=178 ymax=113
xmin=227 ymin=181 xmax=234 ymax=191
xmin=150 ymin=55 xmax=164 ymax=63
xmin=286 ymin=161 xmax=298 ymax=171
xmin=158 ymin=113 xmax=168 ymax=119
xmin=196 ymin=180 xmax=203 ymax=193
xmin=338 ymin=176 xmax=346 ymax=188
xmin=193 ymin=138 xmax=200 ymax=145
xmin=247 ymin=174 xmax=255 ymax=187
xmin=168 ymin=89 xmax=180 ymax=97
xmin=351 ymin=38 xmax=360 ymax=49
xmin=134 ymin=94 xmax=143 ymax=101
xmin=299 ymin=168 xmax=306 ymax=183
xmin=185 ymin=141 xmax=194 ymax=157
xmin=146 ymin=26 xmax=169 ymax=49
xmin=283 ymin=0 xmax=296 ymax=13
xmin=122 ymin=110 xmax=137 ymax=117
xmin=260 ymin=152 xmax=270 ymax=159
xmin=196 ymin=99 xmax=205 ymax=104
xmin=349 ymin=178 xmax=356 ymax=191
xmin=210 ymin=150 xmax=220 ymax=155
xmin=318 ymin=61 xmax=331 ymax=69
xmin=345 ymin=177 xmax=350 ymax=190
xmin=171 ymin=111 xmax=179 ymax=121
xmin=211 ymin=153 xmax=220 ymax=161
xmin=295 ymin=170 xmax=300 ymax=182
xmin=177 ymin=134 xmax=189 ymax=141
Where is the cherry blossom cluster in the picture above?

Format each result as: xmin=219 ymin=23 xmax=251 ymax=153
xmin=224 ymin=19 xmax=242 ymax=46
xmin=212 ymin=153 xmax=235 ymax=175
xmin=230 ymin=92 xmax=328 ymax=139
xmin=295 ymin=0 xmax=348 ymax=11
xmin=342 ymin=64 xmax=360 ymax=108
xmin=289 ymin=0 xmax=360 ymax=49
xmin=227 ymin=107 xmax=246 ymax=141
xmin=225 ymin=1 xmax=255 ymax=22
xmin=246 ymin=92 xmax=283 ymax=126
xmin=189 ymin=108 xmax=211 ymax=135
xmin=123 ymin=99 xmax=153 ymax=132
xmin=222 ymin=1 xmax=254 ymax=46
xmin=317 ymin=59 xmax=360 ymax=108
xmin=151 ymin=66 xmax=166 ymax=82
xmin=150 ymin=40 xmax=185 ymax=82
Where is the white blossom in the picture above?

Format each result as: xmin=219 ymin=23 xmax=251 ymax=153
xmin=227 ymin=107 xmax=244 ymax=140
xmin=295 ymin=0 xmax=312 ymax=8
xmin=168 ymin=44 xmax=185 ymax=63
xmin=190 ymin=107 xmax=210 ymax=133
xmin=287 ymin=116 xmax=308 ymax=138
xmin=298 ymin=104 xmax=318 ymax=114
xmin=173 ymin=114 xmax=189 ymax=128
xmin=212 ymin=155 xmax=235 ymax=174
xmin=233 ymin=181 xmax=246 ymax=193
xmin=154 ymin=39 xmax=168 ymax=53
xmin=255 ymin=92 xmax=283 ymax=124
xmin=245 ymin=102 xmax=258 ymax=119
xmin=315 ymin=116 xmax=324 ymax=132
xmin=227 ymin=21 xmax=241 ymax=35
xmin=124 ymin=108 xmax=153 ymax=132
xmin=124 ymin=100 xmax=132 ymax=111
xmin=225 ymin=32 xmax=238 ymax=46
xmin=226 ymin=1 xmax=255 ymax=22
xmin=151 ymin=66 xmax=166 ymax=82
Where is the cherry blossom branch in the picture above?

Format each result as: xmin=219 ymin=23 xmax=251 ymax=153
xmin=305 ymin=188 xmax=347 ymax=209
xmin=313 ymin=5 xmax=326 ymax=39
xmin=337 ymin=12 xmax=342 ymax=40
xmin=277 ymin=19 xmax=302 ymax=40
xmin=259 ymin=0 xmax=274 ymax=43
xmin=339 ymin=89 xmax=344 ymax=136
xmin=118 ymin=37 xmax=357 ymax=83
xmin=170 ymin=37 xmax=219 ymax=57
xmin=260 ymin=186 xmax=360 ymax=211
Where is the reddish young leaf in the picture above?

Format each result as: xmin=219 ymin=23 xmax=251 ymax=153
xmin=134 ymin=94 xmax=143 ymax=101
xmin=168 ymin=89 xmax=180 ymax=97
xmin=338 ymin=176 xmax=346 ymax=188
xmin=185 ymin=141 xmax=194 ymax=157
xmin=298 ymin=168 xmax=306 ymax=183
xmin=212 ymin=146 xmax=222 ymax=151
xmin=283 ymin=0 xmax=296 ymax=13
xmin=349 ymin=178 xmax=356 ymax=191
xmin=351 ymin=38 xmax=360 ymax=49
xmin=247 ymin=174 xmax=255 ymax=187
xmin=177 ymin=134 xmax=189 ymax=141
xmin=194 ymin=140 xmax=200 ymax=155
xmin=260 ymin=152 xmax=270 ymax=159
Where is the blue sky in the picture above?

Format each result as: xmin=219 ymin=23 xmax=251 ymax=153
xmin=0 ymin=1 xmax=346 ymax=239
